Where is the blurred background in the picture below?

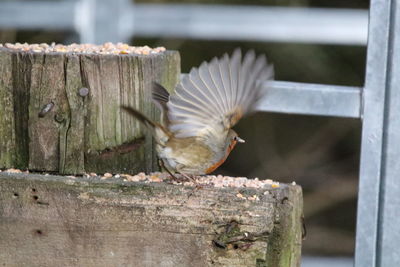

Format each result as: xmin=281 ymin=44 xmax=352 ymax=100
xmin=0 ymin=0 xmax=369 ymax=266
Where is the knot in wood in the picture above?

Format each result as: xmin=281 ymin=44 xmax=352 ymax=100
xmin=54 ymin=113 xmax=65 ymax=123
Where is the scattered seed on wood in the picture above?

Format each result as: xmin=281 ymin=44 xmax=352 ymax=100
xmin=271 ymin=183 xmax=280 ymax=188
xmin=1 ymin=42 xmax=166 ymax=55
xmin=101 ymin=173 xmax=113 ymax=179
xmin=0 ymin=167 xmax=287 ymax=191
xmin=5 ymin=168 xmax=22 ymax=173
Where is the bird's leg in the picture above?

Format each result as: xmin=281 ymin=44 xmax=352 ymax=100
xmin=158 ymin=159 xmax=189 ymax=183
xmin=158 ymin=159 xmax=181 ymax=182
xmin=166 ymin=169 xmax=180 ymax=181
xmin=158 ymin=160 xmax=196 ymax=182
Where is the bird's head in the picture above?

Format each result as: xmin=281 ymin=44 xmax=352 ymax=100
xmin=226 ymin=129 xmax=245 ymax=154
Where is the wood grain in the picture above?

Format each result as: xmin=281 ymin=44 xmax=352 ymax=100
xmin=0 ymin=172 xmax=302 ymax=267
xmin=0 ymin=48 xmax=180 ymax=174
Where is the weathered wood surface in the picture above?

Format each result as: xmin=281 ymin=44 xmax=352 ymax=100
xmin=0 ymin=48 xmax=180 ymax=174
xmin=0 ymin=172 xmax=303 ymax=267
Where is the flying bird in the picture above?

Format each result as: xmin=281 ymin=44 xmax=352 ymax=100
xmin=122 ymin=49 xmax=274 ymax=178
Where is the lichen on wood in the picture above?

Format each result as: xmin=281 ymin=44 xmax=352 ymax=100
xmin=0 ymin=47 xmax=180 ymax=174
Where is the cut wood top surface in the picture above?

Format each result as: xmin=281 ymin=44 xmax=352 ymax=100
xmin=0 ymin=168 xmax=288 ymax=191
xmin=0 ymin=42 xmax=166 ymax=55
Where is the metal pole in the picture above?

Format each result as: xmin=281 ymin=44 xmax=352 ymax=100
xmin=355 ymin=0 xmax=400 ymax=266
xmin=76 ymin=0 xmax=133 ymax=44
xmin=374 ymin=1 xmax=400 ymax=265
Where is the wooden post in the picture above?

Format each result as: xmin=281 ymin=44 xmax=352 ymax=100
xmin=0 ymin=172 xmax=303 ymax=267
xmin=0 ymin=47 xmax=180 ymax=175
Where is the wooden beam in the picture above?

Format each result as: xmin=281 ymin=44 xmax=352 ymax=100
xmin=0 ymin=172 xmax=303 ymax=267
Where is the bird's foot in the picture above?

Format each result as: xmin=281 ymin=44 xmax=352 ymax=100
xmin=167 ymin=173 xmax=194 ymax=183
xmin=158 ymin=159 xmax=185 ymax=183
xmin=164 ymin=172 xmax=197 ymax=183
xmin=179 ymin=172 xmax=196 ymax=182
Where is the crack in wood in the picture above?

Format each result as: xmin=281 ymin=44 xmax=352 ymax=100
xmin=213 ymin=220 xmax=270 ymax=251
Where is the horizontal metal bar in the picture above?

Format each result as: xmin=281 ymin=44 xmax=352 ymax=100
xmin=256 ymin=81 xmax=362 ymax=118
xmin=0 ymin=1 xmax=76 ymax=30
xmin=133 ymin=4 xmax=368 ymax=45
xmin=302 ymin=256 xmax=353 ymax=267
xmin=0 ymin=1 xmax=368 ymax=45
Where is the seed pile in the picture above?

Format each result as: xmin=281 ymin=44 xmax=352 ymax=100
xmin=0 ymin=42 xmax=166 ymax=55
xmin=108 ymin=172 xmax=280 ymax=188
xmin=98 ymin=172 xmax=281 ymax=188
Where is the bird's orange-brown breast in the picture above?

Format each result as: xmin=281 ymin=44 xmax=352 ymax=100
xmin=205 ymin=139 xmax=238 ymax=174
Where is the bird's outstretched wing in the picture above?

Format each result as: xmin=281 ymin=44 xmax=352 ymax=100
xmin=167 ymin=49 xmax=274 ymax=139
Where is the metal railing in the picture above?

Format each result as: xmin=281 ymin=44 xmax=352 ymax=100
xmin=0 ymin=0 xmax=398 ymax=266
xmin=0 ymin=1 xmax=368 ymax=45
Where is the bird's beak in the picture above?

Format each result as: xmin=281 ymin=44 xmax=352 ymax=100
xmin=236 ymin=137 xmax=245 ymax=143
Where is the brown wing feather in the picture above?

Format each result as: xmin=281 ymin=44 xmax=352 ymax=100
xmin=167 ymin=49 xmax=274 ymax=139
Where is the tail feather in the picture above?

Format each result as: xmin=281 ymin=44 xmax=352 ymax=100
xmin=121 ymin=106 xmax=157 ymax=131
xmin=152 ymin=82 xmax=170 ymax=126
xmin=121 ymin=105 xmax=171 ymax=144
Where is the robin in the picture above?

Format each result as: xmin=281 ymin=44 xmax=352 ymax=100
xmin=122 ymin=49 xmax=274 ymax=178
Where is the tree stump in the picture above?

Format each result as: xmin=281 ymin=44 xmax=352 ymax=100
xmin=0 ymin=172 xmax=303 ymax=267
xmin=0 ymin=45 xmax=180 ymax=175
